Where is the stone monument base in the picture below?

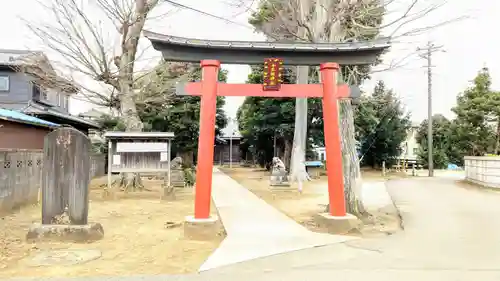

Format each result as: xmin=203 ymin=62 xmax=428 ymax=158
xmin=269 ymin=174 xmax=291 ymax=188
xmin=26 ymin=223 xmax=104 ymax=243
xmin=314 ymin=213 xmax=361 ymax=234
xmin=183 ymin=215 xmax=219 ymax=241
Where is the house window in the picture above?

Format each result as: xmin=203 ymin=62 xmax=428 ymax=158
xmin=0 ymin=76 xmax=10 ymax=92
xmin=56 ymin=93 xmax=61 ymax=106
xmin=32 ymin=83 xmax=47 ymax=100
xmin=63 ymin=95 xmax=69 ymax=110
xmin=59 ymin=94 xmax=65 ymax=107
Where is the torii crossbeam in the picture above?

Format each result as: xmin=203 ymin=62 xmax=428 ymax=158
xmin=145 ymin=31 xmax=391 ymax=224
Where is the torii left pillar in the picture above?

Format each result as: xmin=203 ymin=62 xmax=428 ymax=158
xmin=183 ymin=60 xmax=220 ymax=241
xmin=183 ymin=60 xmax=360 ymax=240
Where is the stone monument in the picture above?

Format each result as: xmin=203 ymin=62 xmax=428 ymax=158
xmin=26 ymin=127 xmax=104 ymax=243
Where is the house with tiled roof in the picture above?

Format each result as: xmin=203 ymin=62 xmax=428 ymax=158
xmin=0 ymin=49 xmax=100 ymax=134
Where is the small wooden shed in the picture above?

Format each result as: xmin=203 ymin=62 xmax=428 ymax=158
xmin=104 ymin=132 xmax=175 ymax=189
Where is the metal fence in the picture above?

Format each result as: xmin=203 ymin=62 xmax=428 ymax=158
xmin=0 ymin=149 xmax=105 ymax=214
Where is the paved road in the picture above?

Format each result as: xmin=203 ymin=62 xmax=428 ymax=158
xmin=10 ymin=177 xmax=500 ymax=280
xmin=199 ymin=177 xmax=500 ymax=280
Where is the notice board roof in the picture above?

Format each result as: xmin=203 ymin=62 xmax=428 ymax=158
xmin=104 ymin=132 xmax=175 ymax=140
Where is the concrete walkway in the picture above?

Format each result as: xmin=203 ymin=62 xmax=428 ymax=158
xmin=199 ymin=168 xmax=357 ymax=271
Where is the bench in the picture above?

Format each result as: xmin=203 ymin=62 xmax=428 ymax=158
xmin=305 ymin=161 xmax=324 ymax=178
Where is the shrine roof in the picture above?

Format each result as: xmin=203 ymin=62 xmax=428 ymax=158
xmin=0 ymin=108 xmax=59 ymax=128
xmin=104 ymin=131 xmax=174 ymax=140
xmin=144 ymin=31 xmax=391 ymax=66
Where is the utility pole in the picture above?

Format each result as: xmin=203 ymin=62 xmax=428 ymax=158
xmin=229 ymin=133 xmax=233 ymax=168
xmin=417 ymin=41 xmax=444 ymax=177
xmin=229 ymin=129 xmax=237 ymax=169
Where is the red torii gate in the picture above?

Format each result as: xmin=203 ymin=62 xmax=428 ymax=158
xmin=144 ymin=31 xmax=390 ymax=223
xmin=180 ymin=60 xmax=350 ymax=219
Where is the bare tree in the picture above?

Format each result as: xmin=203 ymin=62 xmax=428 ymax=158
xmin=245 ymin=0 xmax=466 ymax=78
xmin=230 ymin=0 xmax=465 ymax=216
xmin=20 ymin=0 xmax=174 ymax=190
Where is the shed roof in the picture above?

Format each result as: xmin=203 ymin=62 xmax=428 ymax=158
xmin=104 ymin=131 xmax=175 ymax=139
xmin=0 ymin=108 xmax=59 ymax=128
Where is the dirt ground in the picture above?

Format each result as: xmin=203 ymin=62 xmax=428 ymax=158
xmin=221 ymin=167 xmax=405 ymax=236
xmin=0 ymin=177 xmax=224 ymax=278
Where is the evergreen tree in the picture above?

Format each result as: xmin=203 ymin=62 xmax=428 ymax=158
xmin=416 ymin=114 xmax=454 ymax=168
xmin=451 ymin=67 xmax=496 ymax=157
xmin=355 ymin=81 xmax=411 ymax=167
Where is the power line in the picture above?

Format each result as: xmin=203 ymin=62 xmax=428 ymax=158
xmin=161 ymin=0 xmax=281 ymax=41
xmin=162 ymin=0 xmax=253 ymax=29
xmin=417 ymin=41 xmax=444 ymax=177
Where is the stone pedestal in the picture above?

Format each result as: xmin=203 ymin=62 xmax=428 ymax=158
xmin=171 ymin=169 xmax=186 ymax=188
xmin=183 ymin=215 xmax=219 ymax=241
xmin=26 ymin=223 xmax=104 ymax=243
xmin=314 ymin=213 xmax=361 ymax=234
xmin=270 ymin=170 xmax=290 ymax=187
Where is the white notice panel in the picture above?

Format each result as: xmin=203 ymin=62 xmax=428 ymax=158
xmin=116 ymin=142 xmax=168 ymax=152
xmin=112 ymin=154 xmax=121 ymax=165
xmin=160 ymin=152 xmax=169 ymax=162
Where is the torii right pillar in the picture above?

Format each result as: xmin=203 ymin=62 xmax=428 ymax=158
xmin=316 ymin=62 xmax=361 ymax=234
xmin=320 ymin=63 xmax=346 ymax=216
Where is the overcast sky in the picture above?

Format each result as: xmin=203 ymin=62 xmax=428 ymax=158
xmin=1 ymin=0 xmax=499 ymax=135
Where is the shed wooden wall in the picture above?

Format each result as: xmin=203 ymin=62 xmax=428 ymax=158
xmin=0 ymin=120 xmax=52 ymax=150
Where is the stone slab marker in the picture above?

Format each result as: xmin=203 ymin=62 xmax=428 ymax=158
xmin=27 ymin=127 xmax=104 ymax=243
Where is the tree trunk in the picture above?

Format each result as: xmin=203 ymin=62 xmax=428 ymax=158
xmin=117 ymin=172 xmax=145 ymax=191
xmin=338 ymin=100 xmax=366 ymax=216
xmin=495 ymin=120 xmax=500 ymax=155
xmin=290 ymin=65 xmax=309 ymax=182
xmin=116 ymin=64 xmax=144 ymax=191
xmin=284 ymin=139 xmax=293 ymax=172
xmin=111 ymin=0 xmax=155 ymax=191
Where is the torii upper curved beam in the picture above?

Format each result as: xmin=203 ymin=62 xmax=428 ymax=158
xmin=143 ymin=30 xmax=390 ymax=66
